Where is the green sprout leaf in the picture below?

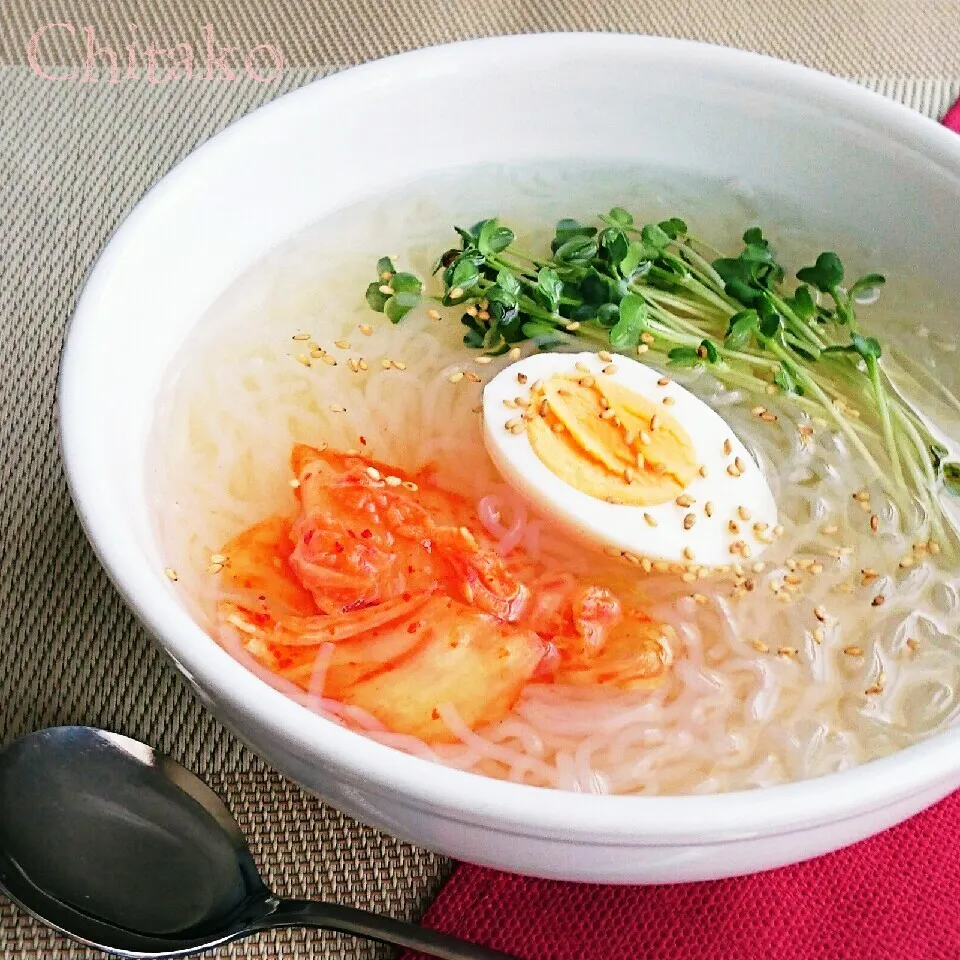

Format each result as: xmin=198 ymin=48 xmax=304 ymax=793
xmin=849 ymin=273 xmax=886 ymax=301
xmin=389 ymin=272 xmax=422 ymax=295
xmin=640 ymin=223 xmax=671 ymax=251
xmin=724 ymin=309 xmax=759 ymax=350
xmin=384 ymin=290 xmax=420 ymax=324
xmin=477 ymin=219 xmax=515 ymax=256
xmin=365 ymin=282 xmax=389 ymax=313
xmin=607 ymin=207 xmax=634 ymax=226
xmin=667 ymin=346 xmax=700 ymax=367
xmin=774 ymin=363 xmax=803 ymax=395
xmin=797 ymin=252 xmax=844 ymax=292
xmin=698 ymin=338 xmax=719 ymax=363
xmin=609 ymin=293 xmax=648 ymax=348
xmin=376 ymin=256 xmax=396 ymax=276
xmin=537 ymin=267 xmax=563 ymax=311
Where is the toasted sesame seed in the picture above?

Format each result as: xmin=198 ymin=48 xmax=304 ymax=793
xmin=164 ymin=567 xmax=178 ymax=582
xmin=704 ymin=501 xmax=714 ymax=517
xmin=752 ymin=562 xmax=765 ymax=573
xmin=650 ymin=414 xmax=659 ymax=431
xmin=378 ymin=284 xmax=394 ymax=295
xmin=508 ymin=347 xmax=522 ymax=360
xmin=641 ymin=332 xmax=655 ymax=345
xmin=465 ymin=305 xmax=479 ymax=318
xmin=662 ymin=396 xmax=675 ymax=406
xmin=683 ymin=546 xmax=696 ymax=561
xmin=602 ymin=364 xmax=619 ymax=375
xmin=644 ymin=512 xmax=658 ymax=527
xmin=475 ymin=356 xmax=493 ymax=365
xmin=734 ymin=457 xmax=746 ymax=473
xmin=594 ymin=350 xmax=612 ymax=362
xmin=335 ymin=339 xmax=350 ymax=350
xmin=448 ymin=371 xmax=464 ymax=384
xmin=207 ymin=562 xmax=224 ymax=574
xmin=348 ymin=358 xmax=360 ymax=373
xmin=310 ymin=348 xmax=325 ymax=359
xmin=682 ymin=571 xmax=698 ymax=583
xmin=578 ymin=375 xmax=596 ymax=388
xmin=751 ymin=640 xmax=769 ymax=653
xmin=477 ymin=310 xmax=491 ymax=321
xmin=698 ymin=465 xmax=708 ymax=478
xmin=693 ymin=593 xmax=708 ymax=605
xmin=899 ymin=554 xmax=915 ymax=569
xmin=814 ymin=606 xmax=828 ymax=622
xmin=383 ymin=475 xmax=402 ymax=487
xmin=726 ymin=464 xmax=741 ymax=477
xmin=853 ymin=489 xmax=871 ymax=503
xmin=365 ymin=466 xmax=381 ymax=481
xmin=778 ymin=646 xmax=798 ymax=659
xmin=624 ymin=429 xmax=637 ymax=445
xmin=505 ymin=417 xmax=523 ymax=431
xmin=600 ymin=408 xmax=616 ymax=420
xmin=799 ymin=424 xmax=814 ymax=437
xmin=288 ymin=478 xmax=300 ymax=489
xmin=576 ymin=360 xmax=592 ymax=373
xmin=330 ymin=403 xmax=346 ymax=413
xmin=872 ymin=594 xmax=886 ymax=607
xmin=623 ymin=467 xmax=635 ymax=484
xmin=760 ymin=412 xmax=778 ymax=423
xmin=637 ymin=344 xmax=649 ymax=354
xmin=292 ymin=332 xmax=311 ymax=341
xmin=906 ymin=638 xmax=921 ymax=653
xmin=640 ymin=432 xmax=652 ymax=446
xmin=322 ymin=354 xmax=337 ymax=366
xmin=737 ymin=506 xmax=751 ymax=522
xmin=449 ymin=286 xmax=464 ymax=299
xmin=723 ymin=439 xmax=733 ymax=456
xmin=296 ymin=353 xmax=311 ymax=367
xmin=402 ymin=480 xmax=418 ymax=491
xmin=812 ymin=627 xmax=825 ymax=644
xmin=390 ymin=360 xmax=406 ymax=371
xmin=751 ymin=406 xmax=766 ymax=416
xmin=844 ymin=645 xmax=863 ymax=657
xmin=359 ymin=359 xmax=368 ymax=371
xmin=676 ymin=494 xmax=694 ymax=507
xmin=564 ymin=321 xmax=581 ymax=331
xmin=684 ymin=513 xmax=697 ymax=530
xmin=464 ymin=371 xmax=482 ymax=383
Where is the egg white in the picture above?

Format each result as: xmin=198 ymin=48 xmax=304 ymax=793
xmin=482 ymin=351 xmax=779 ymax=568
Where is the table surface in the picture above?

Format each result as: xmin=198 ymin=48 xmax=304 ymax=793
xmin=1 ymin=1 xmax=958 ymax=957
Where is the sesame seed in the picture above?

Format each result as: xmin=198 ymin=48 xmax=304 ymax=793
xmin=814 ymin=606 xmax=828 ymax=622
xmin=384 ymin=475 xmax=402 ymax=487
xmin=704 ymin=502 xmax=714 ymax=517
xmin=723 ymin=439 xmax=733 ymax=456
xmin=752 ymin=562 xmax=765 ymax=573
xmin=906 ymin=638 xmax=921 ymax=653
xmin=600 ymin=408 xmax=616 ymax=421
xmin=778 ymin=647 xmax=798 ymax=659
xmin=640 ymin=432 xmax=652 ymax=446
xmin=682 ymin=571 xmax=698 ymax=583
xmin=872 ymin=594 xmax=886 ymax=607
xmin=464 ymin=371 xmax=482 ymax=383
xmin=292 ymin=333 xmax=311 ymax=341
xmin=751 ymin=406 xmax=766 ymax=417
xmin=623 ymin=467 xmax=635 ymax=484
xmin=930 ymin=540 xmax=942 ymax=556
xmin=737 ymin=506 xmax=751 ymax=522
xmin=658 ymin=377 xmax=671 ymax=387
xmin=813 ymin=627 xmax=825 ymax=644
xmin=575 ymin=360 xmax=592 ymax=373
xmin=348 ymin=359 xmax=360 ymax=373
xmin=595 ymin=351 xmax=612 ymax=362
xmin=637 ymin=344 xmax=649 ymax=354
xmin=675 ymin=494 xmax=694 ymax=507
xmin=475 ymin=356 xmax=493 ymax=365
xmin=683 ymin=546 xmax=696 ymax=560
xmin=378 ymin=284 xmax=394 ymax=295
xmin=477 ymin=310 xmax=491 ymax=321
xmin=844 ymin=645 xmax=863 ymax=657
xmin=734 ymin=457 xmax=746 ymax=473
xmin=465 ymin=305 xmax=478 ymax=318
xmin=289 ymin=478 xmax=300 ymax=489
xmin=508 ymin=347 xmax=522 ymax=360
xmin=514 ymin=396 xmax=530 ymax=408
xmin=426 ymin=309 xmax=442 ymax=322
xmin=760 ymin=412 xmax=778 ymax=423
xmin=402 ymin=480 xmax=418 ymax=491
xmin=207 ymin=562 xmax=224 ymax=574
xmin=322 ymin=354 xmax=337 ymax=366
xmin=579 ymin=376 xmax=596 ymax=387
xmin=684 ymin=513 xmax=696 ymax=530
xmin=741 ymin=543 xmax=753 ymax=559
xmin=726 ymin=464 xmax=741 ymax=477
xmin=296 ymin=354 xmax=311 ymax=367
xmin=799 ymin=425 xmax=814 ymax=437
xmin=448 ymin=371 xmax=464 ymax=384
xmin=853 ymin=489 xmax=871 ymax=503
xmin=365 ymin=466 xmax=381 ymax=481
xmin=330 ymin=403 xmax=346 ymax=413
xmin=766 ymin=384 xmax=777 ymax=395
xmin=698 ymin=465 xmax=708 ymax=478
xmin=564 ymin=321 xmax=581 ymax=331
xmin=650 ymin=414 xmax=659 ymax=431
xmin=164 ymin=567 xmax=178 ymax=582
xmin=641 ymin=332 xmax=655 ymax=345
xmin=662 ymin=396 xmax=675 ymax=406
xmin=449 ymin=286 xmax=464 ymax=299
xmin=391 ymin=360 xmax=406 ymax=370
xmin=640 ymin=558 xmax=653 ymax=573
xmin=899 ymin=554 xmax=915 ymax=569
xmin=505 ymin=417 xmax=523 ymax=431
xmin=602 ymin=364 xmax=619 ymax=375
xmin=335 ymin=339 xmax=351 ymax=349
xmin=624 ymin=429 xmax=637 ymax=446
xmin=773 ymin=525 xmax=784 ymax=537
xmin=644 ymin=513 xmax=658 ymax=527
xmin=693 ymin=593 xmax=708 ymax=605
xmin=751 ymin=640 xmax=769 ymax=653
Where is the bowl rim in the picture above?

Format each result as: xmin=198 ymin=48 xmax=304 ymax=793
xmin=58 ymin=31 xmax=960 ymax=843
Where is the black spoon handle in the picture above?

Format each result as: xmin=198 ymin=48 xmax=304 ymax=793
xmin=259 ymin=898 xmax=518 ymax=960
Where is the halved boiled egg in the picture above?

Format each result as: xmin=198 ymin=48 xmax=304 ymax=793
xmin=482 ymin=351 xmax=778 ymax=568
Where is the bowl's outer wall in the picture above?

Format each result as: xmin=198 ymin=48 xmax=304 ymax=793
xmin=59 ymin=34 xmax=960 ymax=881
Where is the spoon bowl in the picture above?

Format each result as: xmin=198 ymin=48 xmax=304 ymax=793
xmin=0 ymin=727 xmax=513 ymax=959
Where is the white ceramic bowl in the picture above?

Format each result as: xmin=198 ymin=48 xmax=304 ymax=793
xmin=59 ymin=34 xmax=960 ymax=883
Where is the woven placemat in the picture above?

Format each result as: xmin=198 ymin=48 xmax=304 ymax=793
xmin=0 ymin=1 xmax=957 ymax=957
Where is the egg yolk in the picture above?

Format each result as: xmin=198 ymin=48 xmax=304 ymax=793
xmin=525 ymin=373 xmax=699 ymax=506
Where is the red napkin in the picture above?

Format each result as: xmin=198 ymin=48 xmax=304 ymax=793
xmin=943 ymin=96 xmax=960 ymax=133
xmin=401 ymin=789 xmax=960 ymax=960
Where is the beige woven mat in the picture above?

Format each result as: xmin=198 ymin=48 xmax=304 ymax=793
xmin=0 ymin=0 xmax=958 ymax=957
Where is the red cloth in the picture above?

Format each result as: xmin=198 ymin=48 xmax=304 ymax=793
xmin=401 ymin=789 xmax=960 ymax=960
xmin=943 ymin=96 xmax=960 ymax=134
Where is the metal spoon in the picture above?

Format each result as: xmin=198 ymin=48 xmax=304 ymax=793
xmin=0 ymin=726 xmax=515 ymax=959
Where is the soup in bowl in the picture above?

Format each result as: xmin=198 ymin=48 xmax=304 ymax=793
xmin=59 ymin=34 xmax=960 ymax=882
